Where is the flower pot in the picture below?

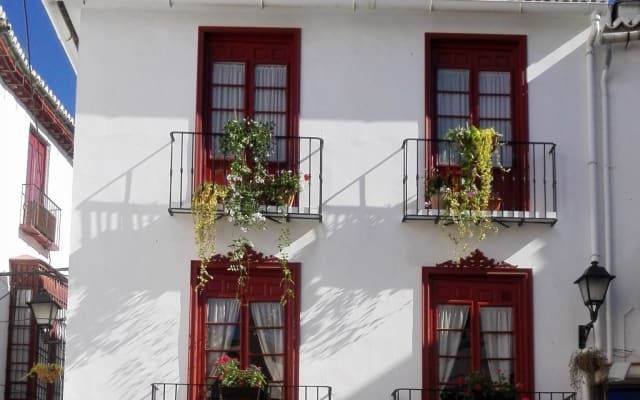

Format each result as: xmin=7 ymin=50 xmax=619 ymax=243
xmin=428 ymin=193 xmax=445 ymax=209
xmin=219 ymin=386 xmax=261 ymax=400
xmin=488 ymin=196 xmax=502 ymax=211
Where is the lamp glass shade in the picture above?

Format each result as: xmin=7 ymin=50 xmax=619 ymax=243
xmin=27 ymin=291 xmax=60 ymax=330
xmin=574 ymin=261 xmax=615 ymax=320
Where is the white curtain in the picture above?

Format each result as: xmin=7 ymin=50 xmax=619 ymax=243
xmin=250 ymin=302 xmax=284 ymax=381
xmin=437 ymin=304 xmax=470 ymax=384
xmin=480 ymin=307 xmax=513 ymax=382
xmin=254 ymin=64 xmax=287 ymax=162
xmin=436 ymin=69 xmax=469 ymax=164
xmin=207 ymin=299 xmax=240 ymax=374
xmin=479 ymin=71 xmax=512 ymax=167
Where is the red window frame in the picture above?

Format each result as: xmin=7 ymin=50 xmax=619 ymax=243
xmin=422 ymin=258 xmax=533 ymax=394
xmin=425 ymin=34 xmax=529 ymax=211
xmin=188 ymin=256 xmax=300 ymax=396
xmin=195 ymin=28 xmax=301 ymax=187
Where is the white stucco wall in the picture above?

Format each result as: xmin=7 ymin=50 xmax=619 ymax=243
xmin=0 ymin=77 xmax=73 ymax=399
xmin=65 ymin=6 xmax=640 ymax=400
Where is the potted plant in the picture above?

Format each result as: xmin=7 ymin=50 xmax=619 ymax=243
xmin=23 ymin=362 xmax=63 ymax=383
xmin=269 ymin=170 xmax=303 ymax=207
xmin=440 ymin=125 xmax=504 ymax=257
xmin=440 ymin=370 xmax=521 ymax=400
xmin=569 ymin=347 xmax=608 ymax=392
xmin=425 ymin=166 xmax=453 ymax=209
xmin=212 ymin=355 xmax=266 ymax=400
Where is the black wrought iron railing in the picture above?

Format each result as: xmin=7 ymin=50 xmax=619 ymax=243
xmin=402 ymin=138 xmax=558 ymax=225
xmin=20 ymin=184 xmax=61 ymax=249
xmin=391 ymin=388 xmax=576 ymax=400
xmin=169 ymin=132 xmax=323 ymax=221
xmin=150 ymin=383 xmax=332 ymax=400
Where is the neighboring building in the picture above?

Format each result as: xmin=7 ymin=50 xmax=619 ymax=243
xmin=0 ymin=6 xmax=73 ymax=400
xmin=43 ymin=1 xmax=640 ymax=399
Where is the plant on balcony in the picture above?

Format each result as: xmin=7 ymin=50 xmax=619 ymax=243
xmin=439 ymin=125 xmax=503 ymax=257
xmin=440 ymin=370 xmax=521 ymax=400
xmin=264 ymin=170 xmax=304 ymax=206
xmin=569 ymin=347 xmax=607 ymax=391
xmin=425 ymin=166 xmax=453 ymax=209
xmin=210 ymin=118 xmax=301 ymax=303
xmin=193 ymin=182 xmax=228 ymax=291
xmin=24 ymin=362 xmax=64 ymax=383
xmin=214 ymin=355 xmax=267 ymax=390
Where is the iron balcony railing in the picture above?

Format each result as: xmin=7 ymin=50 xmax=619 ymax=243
xmin=169 ymin=132 xmax=323 ymax=221
xmin=20 ymin=184 xmax=61 ymax=250
xmin=151 ymin=383 xmax=332 ymax=400
xmin=391 ymin=388 xmax=576 ymax=400
xmin=402 ymin=138 xmax=557 ymax=225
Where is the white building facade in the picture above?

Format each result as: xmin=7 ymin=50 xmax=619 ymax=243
xmin=44 ymin=1 xmax=640 ymax=399
xmin=0 ymin=6 xmax=73 ymax=400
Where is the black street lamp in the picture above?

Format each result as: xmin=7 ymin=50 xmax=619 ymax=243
xmin=27 ymin=290 xmax=60 ymax=334
xmin=574 ymin=261 xmax=616 ymax=349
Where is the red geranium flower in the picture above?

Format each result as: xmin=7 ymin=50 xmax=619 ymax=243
xmin=304 ymin=173 xmax=311 ymax=181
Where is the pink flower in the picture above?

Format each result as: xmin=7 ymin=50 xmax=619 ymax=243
xmin=304 ymin=173 xmax=311 ymax=181
xmin=468 ymin=190 xmax=475 ymax=198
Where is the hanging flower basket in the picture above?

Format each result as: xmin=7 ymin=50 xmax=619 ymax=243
xmin=24 ymin=363 xmax=63 ymax=383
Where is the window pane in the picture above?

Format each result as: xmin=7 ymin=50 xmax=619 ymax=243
xmin=255 ymin=65 xmax=286 ymax=87
xmin=213 ymin=62 xmax=245 ymax=85
xmin=437 ymin=93 xmax=469 ymax=116
xmin=206 ymin=299 xmax=241 ymax=376
xmin=437 ymin=69 xmax=469 ymax=92
xmin=479 ymin=95 xmax=510 ymax=119
xmin=479 ymin=71 xmax=510 ymax=94
xmin=250 ymin=303 xmax=284 ymax=384
xmin=255 ymin=89 xmax=286 ymax=113
xmin=480 ymin=307 xmax=514 ymax=383
xmin=212 ymin=86 xmax=244 ymax=110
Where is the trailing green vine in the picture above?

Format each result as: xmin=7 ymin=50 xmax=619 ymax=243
xmin=439 ymin=125 xmax=503 ymax=259
xmin=193 ymin=182 xmax=227 ymax=292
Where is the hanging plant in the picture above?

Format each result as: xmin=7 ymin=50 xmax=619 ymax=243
xmin=24 ymin=363 xmax=64 ymax=383
xmin=220 ymin=119 xmax=272 ymax=230
xmin=569 ymin=347 xmax=608 ymax=392
xmin=192 ymin=182 xmax=227 ymax=291
xmin=217 ymin=118 xmax=303 ymax=303
xmin=437 ymin=125 xmax=504 ymax=258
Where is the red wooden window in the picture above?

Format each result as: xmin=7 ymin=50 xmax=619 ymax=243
xmin=196 ymin=28 xmax=301 ymax=185
xmin=26 ymin=129 xmax=47 ymax=201
xmin=425 ymin=35 xmax=528 ymax=210
xmin=189 ymin=257 xmax=300 ymax=398
xmin=423 ymin=263 xmax=533 ymax=394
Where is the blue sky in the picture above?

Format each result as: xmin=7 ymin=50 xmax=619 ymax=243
xmin=1 ymin=0 xmax=76 ymax=116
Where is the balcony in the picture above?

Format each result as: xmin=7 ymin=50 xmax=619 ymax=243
xmin=169 ymin=132 xmax=323 ymax=221
xmin=391 ymin=388 xmax=576 ymax=400
xmin=19 ymin=184 xmax=61 ymax=250
xmin=402 ymin=138 xmax=557 ymax=226
xmin=150 ymin=383 xmax=332 ymax=400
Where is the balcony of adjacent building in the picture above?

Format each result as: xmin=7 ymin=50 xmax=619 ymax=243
xmin=402 ymin=138 xmax=557 ymax=226
xmin=168 ymin=132 xmax=324 ymax=221
xmin=19 ymin=184 xmax=61 ymax=250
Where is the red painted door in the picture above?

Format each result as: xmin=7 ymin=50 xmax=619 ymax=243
xmin=26 ymin=131 xmax=47 ymax=201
